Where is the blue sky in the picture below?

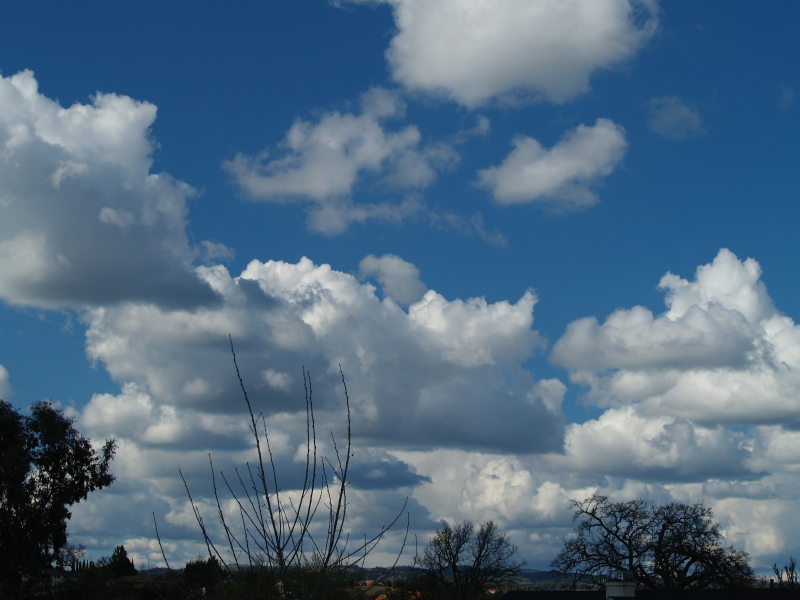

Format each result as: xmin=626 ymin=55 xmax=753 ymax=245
xmin=1 ymin=0 xmax=799 ymax=572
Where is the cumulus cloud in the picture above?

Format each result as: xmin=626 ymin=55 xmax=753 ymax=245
xmin=647 ymin=96 xmax=706 ymax=139
xmin=224 ymin=87 xmax=457 ymax=234
xmin=747 ymin=426 xmax=800 ymax=475
xmin=0 ymin=70 xmax=217 ymax=309
xmin=81 ymin=257 xmax=560 ymax=451
xmin=397 ymin=434 xmax=800 ymax=569
xmin=551 ymin=407 xmax=753 ymax=482
xmin=477 ymin=119 xmax=627 ymax=210
xmin=359 ymin=253 xmax=427 ymax=306
xmin=67 ymin=245 xmax=800 ymax=572
xmin=340 ymin=0 xmax=659 ymax=106
xmin=552 ymin=248 xmax=800 ymax=425
xmin=69 ymin=255 xmax=564 ymax=565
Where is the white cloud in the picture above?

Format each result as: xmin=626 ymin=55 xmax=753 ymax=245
xmin=0 ymin=70 xmax=216 ymax=309
xmin=81 ymin=257 xmax=559 ymax=451
xmin=305 ymin=195 xmax=425 ymax=236
xmin=359 ymin=253 xmax=427 ymax=306
xmin=477 ymin=119 xmax=627 ymax=210
xmin=71 ymin=255 xmax=563 ymax=563
xmin=552 ymin=249 xmax=800 ymax=425
xmin=0 ymin=364 xmax=10 ymax=399
xmin=648 ymin=96 xmax=706 ymax=139
xmin=747 ymin=426 xmax=800 ymax=475
xmin=400 ymin=438 xmax=800 ymax=569
xmin=224 ymin=87 xmax=457 ymax=234
xmin=341 ymin=0 xmax=659 ymax=106
xmin=262 ymin=368 xmax=292 ymax=391
xmin=551 ymin=407 xmax=753 ymax=481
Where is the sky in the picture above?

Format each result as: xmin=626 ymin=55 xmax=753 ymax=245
xmin=1 ymin=0 xmax=800 ymax=575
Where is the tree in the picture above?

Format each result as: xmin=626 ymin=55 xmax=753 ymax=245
xmin=56 ymin=542 xmax=87 ymax=571
xmin=0 ymin=399 xmax=116 ymax=592
xmin=552 ymin=494 xmax=755 ymax=590
xmin=105 ymin=544 xmax=137 ymax=578
xmin=184 ymin=556 xmax=227 ymax=596
xmin=416 ymin=520 xmax=524 ymax=600
xmin=169 ymin=339 xmax=407 ymax=600
xmin=773 ymin=556 xmax=799 ymax=589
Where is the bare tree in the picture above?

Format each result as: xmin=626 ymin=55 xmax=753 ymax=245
xmin=773 ymin=556 xmax=799 ymax=589
xmin=552 ymin=494 xmax=755 ymax=590
xmin=55 ymin=542 xmax=86 ymax=572
xmin=416 ymin=520 xmax=524 ymax=600
xmin=168 ymin=338 xmax=407 ymax=600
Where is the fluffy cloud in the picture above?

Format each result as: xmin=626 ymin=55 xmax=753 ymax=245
xmin=359 ymin=253 xmax=427 ymax=306
xmin=224 ymin=88 xmax=457 ymax=234
xmin=70 ymin=255 xmax=564 ymax=565
xmin=52 ymin=248 xmax=800 ymax=570
xmin=552 ymin=407 xmax=753 ymax=482
xmin=648 ymin=96 xmax=706 ymax=140
xmin=342 ymin=0 xmax=659 ymax=106
xmin=552 ymin=249 xmax=800 ymax=425
xmin=401 ymin=437 xmax=800 ymax=567
xmin=0 ymin=70 xmax=216 ymax=309
xmin=82 ymin=257 xmax=561 ymax=451
xmin=477 ymin=119 xmax=627 ymax=210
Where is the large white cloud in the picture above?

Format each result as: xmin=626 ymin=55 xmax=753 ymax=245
xmin=552 ymin=407 xmax=753 ymax=481
xmin=67 ymin=247 xmax=800 ymax=571
xmin=224 ymin=88 xmax=457 ymax=234
xmin=341 ymin=0 xmax=659 ymax=106
xmin=477 ymin=119 xmax=628 ymax=210
xmin=0 ymin=70 xmax=217 ymax=309
xmin=82 ymin=256 xmax=561 ymax=451
xmin=552 ymin=249 xmax=800 ymax=425
xmin=71 ymin=255 xmax=564 ymax=566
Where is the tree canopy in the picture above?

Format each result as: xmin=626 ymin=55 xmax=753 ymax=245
xmin=552 ymin=494 xmax=755 ymax=590
xmin=416 ymin=520 xmax=524 ymax=600
xmin=106 ymin=545 xmax=137 ymax=578
xmin=0 ymin=399 xmax=115 ymax=590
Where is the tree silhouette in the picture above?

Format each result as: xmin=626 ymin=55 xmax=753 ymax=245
xmin=107 ymin=545 xmax=137 ymax=578
xmin=0 ymin=400 xmax=115 ymax=593
xmin=417 ymin=520 xmax=523 ymax=600
xmin=552 ymin=494 xmax=755 ymax=589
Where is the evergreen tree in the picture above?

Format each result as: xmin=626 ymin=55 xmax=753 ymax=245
xmin=107 ymin=545 xmax=137 ymax=578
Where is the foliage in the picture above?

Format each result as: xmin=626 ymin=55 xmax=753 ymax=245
xmin=416 ymin=520 xmax=524 ymax=600
xmin=552 ymin=494 xmax=755 ymax=590
xmin=106 ymin=544 xmax=138 ymax=578
xmin=0 ymin=399 xmax=115 ymax=592
xmin=183 ymin=555 xmax=227 ymax=595
xmin=167 ymin=339 xmax=407 ymax=600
